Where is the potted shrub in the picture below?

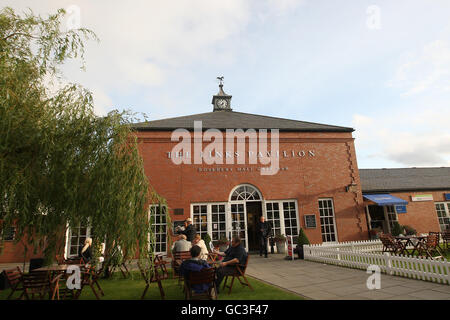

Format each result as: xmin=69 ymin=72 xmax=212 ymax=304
xmin=202 ymin=233 xmax=212 ymax=250
xmin=215 ymin=236 xmax=229 ymax=252
xmin=391 ymin=221 xmax=403 ymax=236
xmin=273 ymin=234 xmax=286 ymax=254
xmin=369 ymin=227 xmax=382 ymax=239
xmin=403 ymin=225 xmax=417 ymax=236
xmin=296 ymin=228 xmax=310 ymax=259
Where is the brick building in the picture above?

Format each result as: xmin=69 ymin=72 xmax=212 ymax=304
xmin=360 ymin=167 xmax=450 ymax=236
xmin=5 ymin=85 xmax=448 ymax=263
xmin=132 ymin=84 xmax=368 ymax=254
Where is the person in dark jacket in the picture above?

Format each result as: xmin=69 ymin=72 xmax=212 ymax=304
xmin=215 ymin=236 xmax=247 ymax=292
xmin=80 ymin=237 xmax=92 ymax=263
xmin=180 ymin=245 xmax=211 ymax=293
xmin=258 ymin=216 xmax=272 ymax=258
xmin=176 ymin=218 xmax=197 ymax=242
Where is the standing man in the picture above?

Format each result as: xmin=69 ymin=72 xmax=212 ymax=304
xmin=175 ymin=218 xmax=197 ymax=242
xmin=258 ymin=216 xmax=272 ymax=258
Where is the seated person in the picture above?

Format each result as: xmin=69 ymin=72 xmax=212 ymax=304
xmin=215 ymin=236 xmax=247 ymax=292
xmin=192 ymin=234 xmax=209 ymax=261
xmin=171 ymin=234 xmax=192 ymax=253
xmin=80 ymin=237 xmax=93 ymax=263
xmin=180 ymin=245 xmax=211 ymax=293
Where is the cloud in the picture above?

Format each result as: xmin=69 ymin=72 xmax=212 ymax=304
xmin=352 ymin=106 xmax=450 ymax=167
xmin=5 ymin=0 xmax=253 ymax=114
xmin=388 ymin=40 xmax=450 ymax=96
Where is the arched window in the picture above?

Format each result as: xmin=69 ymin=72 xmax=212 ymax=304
xmin=230 ymin=185 xmax=261 ymax=201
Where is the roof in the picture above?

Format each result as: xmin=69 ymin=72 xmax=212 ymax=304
xmin=132 ymin=110 xmax=354 ymax=132
xmin=360 ymin=167 xmax=450 ymax=193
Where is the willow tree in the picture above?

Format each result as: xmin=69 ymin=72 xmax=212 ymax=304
xmin=0 ymin=7 xmax=157 ymax=269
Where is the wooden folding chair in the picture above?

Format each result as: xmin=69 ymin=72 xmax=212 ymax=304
xmin=417 ymin=233 xmax=444 ymax=260
xmin=379 ymin=234 xmax=404 ymax=254
xmin=222 ymin=255 xmax=253 ymax=294
xmin=442 ymin=229 xmax=450 ymax=249
xmin=206 ymin=245 xmax=219 ymax=264
xmin=20 ymin=271 xmax=61 ymax=300
xmin=184 ymin=267 xmax=217 ymax=300
xmin=429 ymin=232 xmax=443 ymax=251
xmin=110 ymin=261 xmax=130 ymax=278
xmin=172 ymin=251 xmax=192 ymax=283
xmin=4 ymin=266 xmax=24 ymax=300
xmin=74 ymin=265 xmax=104 ymax=300
xmin=153 ymin=254 xmax=170 ymax=280
xmin=137 ymin=260 xmax=165 ymax=300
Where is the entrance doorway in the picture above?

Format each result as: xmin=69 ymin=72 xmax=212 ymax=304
xmin=366 ymin=204 xmax=399 ymax=234
xmin=246 ymin=202 xmax=263 ymax=252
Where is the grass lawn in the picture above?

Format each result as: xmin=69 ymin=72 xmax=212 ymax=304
xmin=0 ymin=271 xmax=304 ymax=300
xmin=401 ymin=247 xmax=450 ymax=260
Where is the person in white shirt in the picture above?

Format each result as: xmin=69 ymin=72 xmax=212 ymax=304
xmin=171 ymin=234 xmax=192 ymax=253
xmin=192 ymin=234 xmax=209 ymax=261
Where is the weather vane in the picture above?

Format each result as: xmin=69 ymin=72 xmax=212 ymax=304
xmin=217 ymin=76 xmax=224 ymax=86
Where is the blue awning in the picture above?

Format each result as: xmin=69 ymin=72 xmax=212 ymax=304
xmin=363 ymin=194 xmax=408 ymax=206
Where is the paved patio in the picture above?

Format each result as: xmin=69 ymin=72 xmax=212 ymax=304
xmin=246 ymin=254 xmax=450 ymax=300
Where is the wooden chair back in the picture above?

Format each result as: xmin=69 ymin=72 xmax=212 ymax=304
xmin=379 ymin=234 xmax=396 ymax=248
xmin=425 ymin=233 xmax=439 ymax=248
xmin=22 ymin=271 xmax=51 ymax=299
xmin=188 ymin=267 xmax=216 ymax=286
xmin=174 ymin=250 xmax=192 ymax=261
xmin=185 ymin=267 xmax=217 ymax=300
xmin=4 ymin=266 xmax=23 ymax=287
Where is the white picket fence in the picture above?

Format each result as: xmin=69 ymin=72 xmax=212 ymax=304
xmin=304 ymin=240 xmax=450 ymax=285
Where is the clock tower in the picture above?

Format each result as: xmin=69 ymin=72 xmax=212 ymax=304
xmin=212 ymin=77 xmax=232 ymax=111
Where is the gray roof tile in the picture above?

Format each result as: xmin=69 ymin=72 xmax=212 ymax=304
xmin=360 ymin=167 xmax=450 ymax=193
xmin=133 ymin=111 xmax=354 ymax=132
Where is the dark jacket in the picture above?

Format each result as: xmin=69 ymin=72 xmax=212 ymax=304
xmin=223 ymin=244 xmax=247 ymax=266
xmin=178 ymin=224 xmax=197 ymax=242
xmin=180 ymin=259 xmax=211 ymax=293
xmin=258 ymin=221 xmax=272 ymax=238
xmin=80 ymin=246 xmax=92 ymax=263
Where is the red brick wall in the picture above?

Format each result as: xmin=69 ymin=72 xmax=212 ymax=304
xmin=0 ymin=240 xmax=44 ymax=264
xmin=1 ymin=129 xmax=371 ymax=263
xmin=385 ymin=191 xmax=447 ymax=234
xmin=137 ymin=130 xmax=369 ymax=245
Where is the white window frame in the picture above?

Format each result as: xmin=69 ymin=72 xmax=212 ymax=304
xmin=190 ymin=184 xmax=299 ymax=252
xmin=149 ymin=204 xmax=168 ymax=255
xmin=318 ymin=198 xmax=339 ymax=243
xmin=385 ymin=205 xmax=399 ymax=233
xmin=435 ymin=202 xmax=450 ymax=232
xmin=65 ymin=223 xmax=92 ymax=258
xmin=265 ymin=199 xmax=300 ymax=238
xmin=191 ymin=203 xmax=228 ymax=242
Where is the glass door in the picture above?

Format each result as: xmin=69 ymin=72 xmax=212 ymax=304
xmin=230 ymin=203 xmax=247 ymax=250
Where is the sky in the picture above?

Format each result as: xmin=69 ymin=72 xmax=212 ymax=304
xmin=2 ymin=0 xmax=450 ymax=169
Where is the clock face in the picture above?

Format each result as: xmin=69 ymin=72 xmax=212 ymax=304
xmin=217 ymin=99 xmax=228 ymax=109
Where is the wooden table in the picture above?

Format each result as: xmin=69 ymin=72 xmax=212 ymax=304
xmin=34 ymin=264 xmax=84 ymax=272
xmin=394 ymin=236 xmax=427 ymax=256
xmin=33 ymin=264 xmax=85 ymax=300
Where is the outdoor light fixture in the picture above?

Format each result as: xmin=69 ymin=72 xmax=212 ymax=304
xmin=346 ymin=182 xmax=358 ymax=193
